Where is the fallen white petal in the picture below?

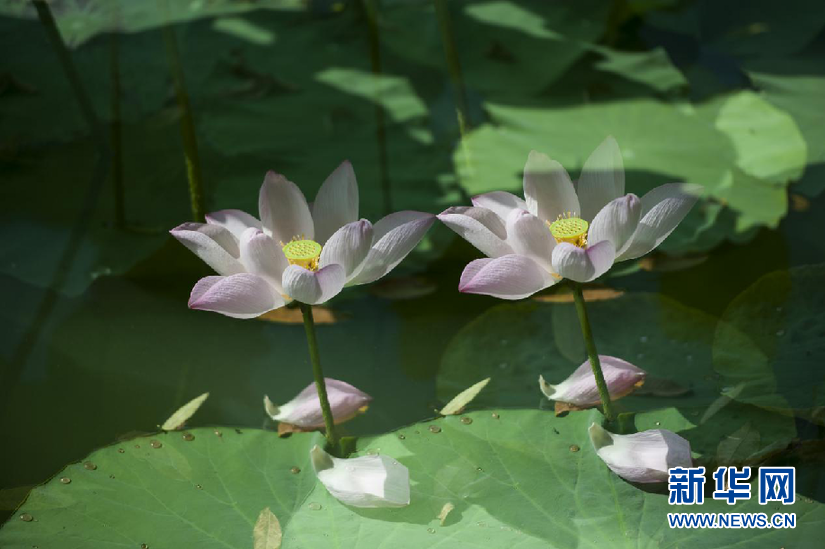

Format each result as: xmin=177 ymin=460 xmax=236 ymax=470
xmin=310 ymin=445 xmax=410 ymax=508
xmin=589 ymin=423 xmax=692 ymax=483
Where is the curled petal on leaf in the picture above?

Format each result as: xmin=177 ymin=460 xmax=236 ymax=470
xmin=540 ymin=356 xmax=646 ymax=407
xmin=189 ymin=274 xmax=285 ymax=319
xmin=589 ymin=423 xmax=692 ymax=483
xmin=264 ymin=378 xmax=371 ymax=429
xmin=310 ymin=445 xmax=410 ymax=508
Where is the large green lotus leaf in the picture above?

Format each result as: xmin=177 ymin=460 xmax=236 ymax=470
xmin=437 ymin=292 xmax=798 ymax=461
xmin=454 ymin=91 xmax=798 ymax=252
xmin=713 ymin=264 xmax=825 ymax=424
xmin=644 ymin=0 xmax=825 ymax=58
xmin=378 ymin=0 xmax=610 ymax=96
xmin=0 ymin=0 xmax=302 ymax=48
xmin=438 ymin=293 xmax=721 ymax=411
xmin=2 ymin=411 xmax=821 ymax=547
xmin=745 ymin=54 xmax=825 ymax=197
xmin=591 ymin=46 xmax=688 ymax=93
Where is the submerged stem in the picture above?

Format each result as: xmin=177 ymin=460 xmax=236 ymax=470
xmin=571 ymin=283 xmax=615 ymax=421
xmin=361 ymin=0 xmax=392 ymax=216
xmin=32 ymin=0 xmax=108 ymax=154
xmin=300 ymin=303 xmax=339 ymax=449
xmin=161 ymin=20 xmax=206 ymax=222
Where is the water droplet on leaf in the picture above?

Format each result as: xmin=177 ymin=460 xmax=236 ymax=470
xmin=19 ymin=513 xmax=33 ymax=522
xmin=491 ymin=413 xmax=500 ymax=419
xmin=308 ymin=502 xmax=322 ymax=510
xmin=182 ymin=433 xmax=195 ymax=441
xmin=290 ymin=466 xmax=301 ymax=474
xmin=429 ymin=425 xmax=441 ymax=434
xmin=569 ymin=445 xmax=580 ymax=453
xmin=83 ymin=462 xmax=96 ymax=470
xmin=59 ymin=477 xmax=71 ymax=484
xmin=398 ymin=434 xmax=406 ymax=440
xmin=427 ymin=528 xmax=435 ymax=534
xmin=460 ymin=417 xmax=473 ymax=425
xmin=150 ymin=440 xmax=162 ymax=449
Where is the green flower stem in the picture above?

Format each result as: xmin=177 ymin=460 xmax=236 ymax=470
xmin=572 ymin=283 xmax=615 ymax=422
xmin=32 ymin=0 xmax=108 ymax=154
xmin=300 ymin=303 xmax=339 ymax=450
xmin=433 ymin=0 xmax=470 ymax=129
xmin=361 ymin=0 xmax=392 ymax=216
xmin=161 ymin=20 xmax=206 ymax=223
xmin=110 ymin=31 xmax=125 ymax=229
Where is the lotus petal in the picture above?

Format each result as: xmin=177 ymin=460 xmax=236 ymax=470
xmin=264 ymin=378 xmax=371 ymax=428
xmin=310 ymin=445 xmax=410 ymax=508
xmin=589 ymin=423 xmax=692 ymax=483
xmin=540 ymin=356 xmax=646 ymax=406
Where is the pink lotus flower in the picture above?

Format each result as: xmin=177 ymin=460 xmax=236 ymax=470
xmin=589 ymin=422 xmax=692 ymax=483
xmin=540 ymin=355 xmax=646 ymax=407
xmin=438 ymin=137 xmax=701 ymax=299
xmin=171 ymin=161 xmax=435 ymax=317
xmin=264 ymin=378 xmax=371 ymax=429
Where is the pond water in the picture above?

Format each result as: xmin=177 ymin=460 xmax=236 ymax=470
xmin=1 ymin=0 xmax=824 ymax=545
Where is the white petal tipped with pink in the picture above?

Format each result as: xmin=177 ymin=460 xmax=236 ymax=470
xmin=540 ymin=356 xmax=646 ymax=406
xmin=589 ymin=423 xmax=692 ymax=483
xmin=264 ymin=378 xmax=371 ymax=428
xmin=310 ymin=445 xmax=410 ymax=508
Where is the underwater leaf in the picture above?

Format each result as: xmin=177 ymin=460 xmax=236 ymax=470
xmin=713 ymin=264 xmax=825 ymax=423
xmin=439 ymin=377 xmax=490 ymax=415
xmin=254 ymin=507 xmax=283 ymax=549
xmin=161 ymin=392 xmax=209 ymax=431
xmin=2 ymin=411 xmax=820 ymax=547
xmin=592 ymin=46 xmax=688 ymax=92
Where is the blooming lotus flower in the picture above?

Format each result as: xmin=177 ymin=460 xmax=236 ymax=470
xmin=438 ymin=137 xmax=701 ymax=299
xmin=310 ymin=445 xmax=410 ymax=508
xmin=264 ymin=378 xmax=371 ymax=429
xmin=540 ymin=356 xmax=646 ymax=407
xmin=588 ymin=423 xmax=692 ymax=483
xmin=171 ymin=161 xmax=435 ymax=317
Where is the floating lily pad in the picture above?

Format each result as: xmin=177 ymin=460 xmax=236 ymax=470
xmin=713 ymin=264 xmax=825 ymax=423
xmin=438 ymin=291 xmax=798 ymax=461
xmin=1 ymin=411 xmax=820 ymax=547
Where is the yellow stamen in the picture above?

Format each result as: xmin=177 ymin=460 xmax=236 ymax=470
xmin=548 ymin=212 xmax=588 ymax=247
xmin=282 ymin=237 xmax=322 ymax=271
